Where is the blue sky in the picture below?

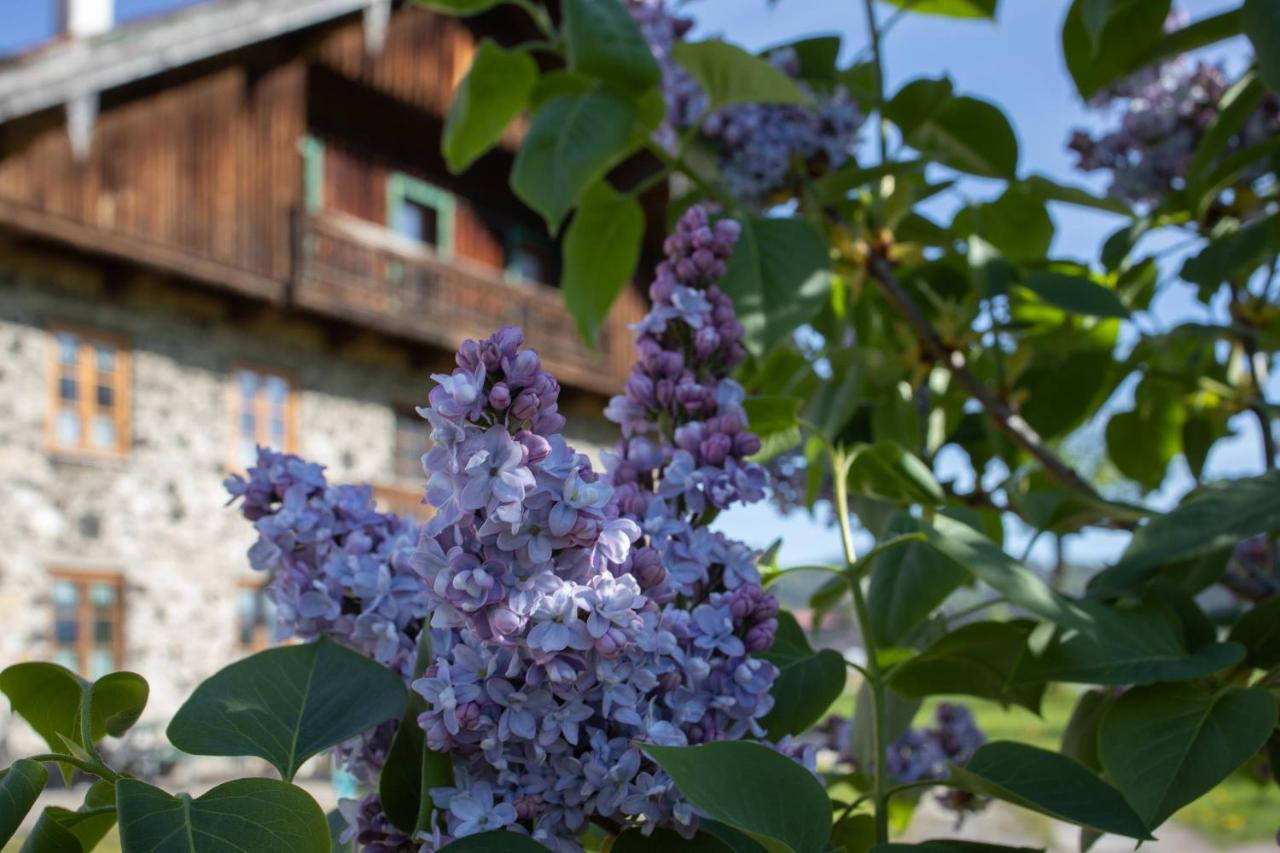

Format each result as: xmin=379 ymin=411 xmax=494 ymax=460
xmin=1 ymin=1 xmax=1269 ymax=569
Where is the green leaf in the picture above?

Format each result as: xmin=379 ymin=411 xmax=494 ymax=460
xmin=0 ymin=664 xmax=149 ymax=771
xmin=0 ymin=760 xmax=47 ymax=847
xmin=848 ymin=441 xmax=944 ymax=506
xmin=1059 ymin=689 xmax=1113 ymax=773
xmin=951 ymin=186 xmax=1053 ymax=262
xmin=719 ymin=215 xmax=831 ymax=355
xmin=379 ymin=694 xmax=452 ymax=834
xmin=867 ymin=514 xmax=969 ymax=646
xmin=562 ymin=181 xmax=644 ymax=342
xmin=1083 ymin=0 xmax=1148 ymax=48
xmin=442 ymin=41 xmax=537 ymax=174
xmin=672 ymin=40 xmax=813 ymax=112
xmin=1185 ymin=72 xmax=1265 ymax=199
xmin=642 ymin=741 xmax=831 ymax=853
xmin=1244 ymin=0 xmax=1280 ymax=92
xmin=881 ymin=0 xmax=997 ymax=18
xmin=327 ymin=809 xmax=353 ymax=853
xmin=1100 ymin=683 xmax=1278 ymax=829
xmin=1019 ymin=271 xmax=1128 ymax=318
xmin=412 ymin=0 xmax=506 ymax=14
xmin=116 ymin=778 xmax=329 ymax=852
xmin=1096 ymin=472 xmax=1280 ymax=595
xmin=1180 ymin=215 xmax=1280 ymax=290
xmin=1062 ymin=0 xmax=1170 ymax=100
xmin=512 ymin=87 xmax=640 ymax=231
xmin=744 ymin=396 xmax=803 ymax=463
xmin=612 ymin=827 xmax=737 ymax=852
xmin=166 ymin=638 xmax=407 ymax=781
xmin=1228 ymin=597 xmax=1280 ymax=670
xmin=1105 ymin=377 xmax=1185 ymax=491
xmin=22 ymin=805 xmax=116 ymax=853
xmin=759 ymin=611 xmax=847 ymax=738
xmin=762 ymin=36 xmax=841 ymax=89
xmin=888 ymin=621 xmax=1043 ymax=712
xmin=872 ymin=844 xmax=1040 ymax=852
xmin=563 ymin=0 xmax=660 ymax=92
xmin=889 ymin=89 xmax=1018 ymax=179
xmin=439 ymin=831 xmax=551 ymax=850
xmin=1021 ymin=174 xmax=1131 ymax=215
xmin=1015 ymin=600 xmax=1245 ymax=686
xmin=949 ymin=741 xmax=1152 ymax=839
xmin=922 ymin=516 xmax=1087 ymax=632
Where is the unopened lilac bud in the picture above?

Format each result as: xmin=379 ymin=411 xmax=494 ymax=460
xmin=673 ymin=423 xmax=702 ymax=454
xmin=514 ymin=796 xmax=543 ymax=822
xmin=658 ymin=670 xmax=683 ymax=693
xmin=533 ymin=409 xmax=566 ymax=434
xmin=734 ymin=433 xmax=762 ymax=457
xmin=694 ymin=326 xmax=721 ymax=359
xmin=655 ymin=378 xmax=675 ymax=407
xmin=701 ymin=433 xmax=732 ymax=466
xmin=511 ymin=390 xmax=540 ymax=421
xmin=489 ymin=606 xmax=523 ymax=636
xmin=627 ymin=373 xmax=656 ymax=407
xmin=650 ymin=273 xmax=677 ymax=303
xmin=746 ymin=621 xmax=776 ymax=653
xmin=675 ymin=379 xmax=708 ymax=411
xmin=489 ymin=382 xmax=511 ymax=410
xmin=516 ymin=430 xmax=551 ymax=463
xmin=456 ymin=701 xmax=482 ymax=730
xmin=457 ymin=339 xmax=483 ymax=371
xmin=675 ymin=258 xmax=698 ymax=282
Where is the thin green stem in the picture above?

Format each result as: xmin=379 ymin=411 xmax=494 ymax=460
xmin=943 ymin=596 xmax=1008 ymax=626
xmin=28 ymin=753 xmax=119 ymax=782
xmin=862 ymin=0 xmax=889 ymax=170
xmin=831 ymin=445 xmax=889 ymax=844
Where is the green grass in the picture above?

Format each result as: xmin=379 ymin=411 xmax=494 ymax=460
xmin=923 ymin=686 xmax=1280 ymax=845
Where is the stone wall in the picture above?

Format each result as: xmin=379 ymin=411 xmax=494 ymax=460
xmin=0 ymin=251 xmax=614 ymax=763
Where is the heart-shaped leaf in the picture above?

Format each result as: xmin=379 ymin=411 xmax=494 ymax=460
xmin=949 ymin=741 xmax=1151 ymax=840
xmin=672 ymin=40 xmax=813 ymax=112
xmin=563 ymin=0 xmax=660 ymax=92
xmin=562 ymin=180 xmax=645 ymax=342
xmin=166 ymin=638 xmax=407 ymax=781
xmin=22 ymin=805 xmax=116 ymax=853
xmin=116 ymin=778 xmax=329 ymax=852
xmin=642 ymin=741 xmax=830 ymax=853
xmin=759 ymin=611 xmax=848 ymax=739
xmin=888 ymin=621 xmax=1043 ymax=712
xmin=1100 ymin=683 xmax=1279 ymax=829
xmin=0 ymin=760 xmax=48 ymax=846
xmin=443 ymin=41 xmax=538 ymax=174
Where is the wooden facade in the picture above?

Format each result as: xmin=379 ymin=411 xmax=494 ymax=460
xmin=0 ymin=2 xmax=648 ymax=394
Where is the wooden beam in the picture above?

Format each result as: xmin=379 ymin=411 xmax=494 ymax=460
xmin=0 ymin=197 xmax=286 ymax=303
xmin=0 ymin=0 xmax=379 ymax=123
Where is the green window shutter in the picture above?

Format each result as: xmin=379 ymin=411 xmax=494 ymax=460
xmin=299 ymin=136 xmax=325 ymax=213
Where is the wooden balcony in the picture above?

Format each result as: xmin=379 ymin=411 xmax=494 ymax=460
xmin=291 ymin=210 xmax=642 ymax=396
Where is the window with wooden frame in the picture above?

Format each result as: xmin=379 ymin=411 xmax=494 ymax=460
xmin=504 ymin=225 xmax=557 ymax=286
xmin=236 ymin=580 xmax=277 ymax=653
xmin=387 ymin=173 xmax=456 ymax=257
xmin=50 ymin=570 xmax=124 ymax=679
xmin=392 ymin=404 xmax=431 ymax=482
xmin=230 ymin=367 xmax=297 ymax=470
xmin=47 ymin=327 xmax=130 ymax=456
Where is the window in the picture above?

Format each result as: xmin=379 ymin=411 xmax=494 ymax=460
xmin=505 ymin=227 xmax=556 ymax=285
xmin=236 ymin=581 xmax=277 ymax=653
xmin=393 ymin=406 xmax=431 ymax=481
xmin=50 ymin=571 xmax=124 ymax=679
xmin=230 ymin=368 xmax=295 ymax=470
xmin=47 ymin=327 xmax=130 ymax=455
xmin=387 ymin=173 xmax=455 ymax=257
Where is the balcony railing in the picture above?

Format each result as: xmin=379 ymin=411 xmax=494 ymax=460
xmin=292 ymin=210 xmax=641 ymax=395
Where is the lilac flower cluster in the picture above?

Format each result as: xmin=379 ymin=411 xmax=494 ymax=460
xmin=1068 ymin=13 xmax=1280 ymax=211
xmin=820 ymin=704 xmax=986 ymax=819
xmin=626 ymin=1 xmax=864 ymax=205
xmin=885 ymin=704 xmax=985 ymax=784
xmin=410 ymin=258 xmax=779 ymax=850
xmin=225 ymin=449 xmax=424 ymax=679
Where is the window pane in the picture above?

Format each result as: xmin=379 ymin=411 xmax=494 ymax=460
xmin=94 ymin=619 xmax=114 ymax=644
xmin=240 ymin=411 xmax=256 ymax=436
xmin=265 ymin=376 xmax=288 ymax=405
xmin=97 ymin=384 xmax=113 ymax=408
xmin=92 ymin=417 xmax=116 ymax=449
xmin=509 ymin=245 xmax=547 ymax=283
xmin=54 ymin=580 xmax=79 ymax=645
xmin=240 ymin=438 xmax=258 ymax=470
xmin=53 ymin=648 xmax=79 ymax=671
xmin=90 ymin=582 xmax=117 ymax=607
xmin=56 ymin=410 xmax=81 ymax=445
xmin=394 ymin=410 xmax=431 ymax=480
xmin=95 ymin=345 xmax=115 ymax=372
xmin=57 ymin=333 xmax=79 ymax=365
xmin=393 ymin=199 xmax=439 ymax=247
xmin=60 ymin=377 xmax=78 ymax=401
xmin=238 ymin=370 xmax=258 ymax=398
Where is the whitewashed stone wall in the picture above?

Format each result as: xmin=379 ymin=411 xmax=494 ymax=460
xmin=0 ymin=255 xmax=613 ymax=764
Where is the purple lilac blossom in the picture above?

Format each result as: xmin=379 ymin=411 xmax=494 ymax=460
xmin=409 ymin=210 xmax=781 ymax=850
xmin=1067 ymin=12 xmax=1280 ymax=212
xmin=626 ymin=1 xmax=864 ymax=205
